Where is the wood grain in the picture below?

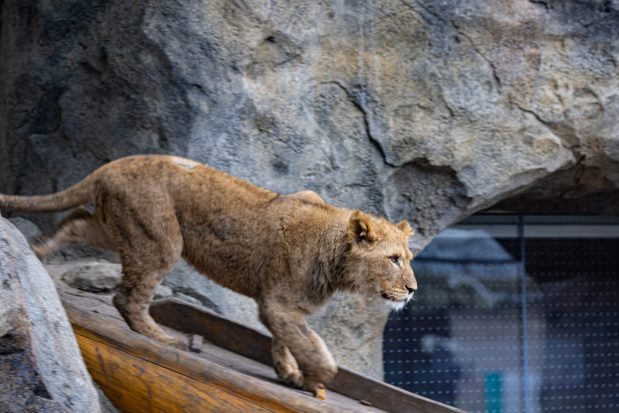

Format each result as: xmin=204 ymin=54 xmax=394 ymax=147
xmin=77 ymin=334 xmax=274 ymax=413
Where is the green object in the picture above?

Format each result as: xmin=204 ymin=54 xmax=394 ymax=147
xmin=484 ymin=372 xmax=503 ymax=413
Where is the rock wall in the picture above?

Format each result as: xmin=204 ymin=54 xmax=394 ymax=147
xmin=0 ymin=216 xmax=100 ymax=413
xmin=1 ymin=0 xmax=618 ymax=378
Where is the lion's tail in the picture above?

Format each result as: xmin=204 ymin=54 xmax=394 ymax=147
xmin=0 ymin=174 xmax=97 ymax=213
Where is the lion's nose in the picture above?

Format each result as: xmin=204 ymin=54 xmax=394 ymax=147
xmin=406 ymin=285 xmax=417 ymax=295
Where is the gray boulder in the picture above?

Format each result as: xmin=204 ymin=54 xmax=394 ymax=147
xmin=58 ymin=260 xmax=172 ymax=299
xmin=61 ymin=262 xmax=122 ymax=293
xmin=9 ymin=217 xmax=42 ymax=241
xmin=0 ymin=216 xmax=100 ymax=412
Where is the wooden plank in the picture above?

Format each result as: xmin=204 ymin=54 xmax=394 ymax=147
xmin=65 ymin=303 xmax=350 ymax=413
xmin=183 ymin=332 xmax=387 ymax=412
xmin=150 ymin=298 xmax=273 ymax=365
xmin=150 ymin=298 xmax=466 ymax=413
xmin=77 ymin=334 xmax=273 ymax=413
xmin=331 ymin=369 xmax=465 ymax=413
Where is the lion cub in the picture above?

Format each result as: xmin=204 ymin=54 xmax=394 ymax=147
xmin=0 ymin=155 xmax=417 ymax=396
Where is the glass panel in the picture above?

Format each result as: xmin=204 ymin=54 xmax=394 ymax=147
xmin=384 ymin=228 xmax=523 ymax=412
xmin=383 ymin=216 xmax=619 ymax=413
xmin=525 ymin=238 xmax=619 ymax=413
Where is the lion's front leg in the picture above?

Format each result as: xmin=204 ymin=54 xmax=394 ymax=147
xmin=259 ymin=300 xmax=338 ymax=398
xmin=271 ymin=337 xmax=304 ymax=388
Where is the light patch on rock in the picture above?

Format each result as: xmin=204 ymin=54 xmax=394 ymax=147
xmin=61 ymin=262 xmax=123 ymax=293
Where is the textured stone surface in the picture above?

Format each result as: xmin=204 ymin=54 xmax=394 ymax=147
xmin=154 ymin=284 xmax=173 ymax=300
xmin=61 ymin=262 xmax=122 ymax=293
xmin=1 ymin=0 xmax=618 ymax=378
xmin=0 ymin=217 xmax=100 ymax=413
xmin=57 ymin=259 xmax=172 ymax=299
xmin=9 ymin=217 xmax=42 ymax=241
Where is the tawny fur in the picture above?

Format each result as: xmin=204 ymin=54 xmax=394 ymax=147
xmin=0 ymin=155 xmax=417 ymax=394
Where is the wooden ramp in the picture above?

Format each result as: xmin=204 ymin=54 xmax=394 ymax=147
xmin=60 ymin=289 xmax=465 ymax=413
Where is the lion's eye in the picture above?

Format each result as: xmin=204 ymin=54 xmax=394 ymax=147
xmin=389 ymin=255 xmax=400 ymax=265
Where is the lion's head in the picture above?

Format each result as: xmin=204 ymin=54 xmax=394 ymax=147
xmin=345 ymin=211 xmax=417 ymax=311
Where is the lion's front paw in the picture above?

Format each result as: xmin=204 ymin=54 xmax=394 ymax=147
xmin=302 ymin=378 xmax=328 ymax=400
xmin=279 ymin=368 xmax=305 ymax=388
xmin=272 ymin=339 xmax=305 ymax=388
xmin=314 ymin=384 xmax=326 ymax=400
xmin=300 ymin=360 xmax=338 ymax=397
xmin=275 ymin=360 xmax=304 ymax=388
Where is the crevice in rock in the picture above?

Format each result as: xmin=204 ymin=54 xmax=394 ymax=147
xmin=513 ymin=102 xmax=584 ymax=164
xmin=529 ymin=0 xmax=550 ymax=11
xmin=514 ymin=102 xmax=550 ymax=126
xmin=407 ymin=0 xmax=447 ymax=25
xmin=244 ymin=31 xmax=303 ymax=78
xmin=400 ymin=1 xmax=503 ymax=91
xmin=0 ymin=330 xmax=27 ymax=356
xmin=384 ymin=158 xmax=472 ymax=239
xmin=318 ymin=80 xmax=396 ymax=168
xmin=450 ymin=20 xmax=502 ymax=90
xmin=32 ymin=380 xmax=52 ymax=400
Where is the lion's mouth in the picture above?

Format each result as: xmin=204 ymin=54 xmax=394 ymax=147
xmin=380 ymin=291 xmax=407 ymax=303
xmin=380 ymin=290 xmax=410 ymax=311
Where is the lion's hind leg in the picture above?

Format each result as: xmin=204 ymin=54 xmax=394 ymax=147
xmin=31 ymin=207 xmax=115 ymax=259
xmin=112 ymin=263 xmax=183 ymax=348
xmin=105 ymin=198 xmax=185 ymax=349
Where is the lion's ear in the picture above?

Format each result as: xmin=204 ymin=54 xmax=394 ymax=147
xmin=397 ymin=220 xmax=414 ymax=236
xmin=348 ymin=211 xmax=377 ymax=243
